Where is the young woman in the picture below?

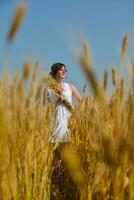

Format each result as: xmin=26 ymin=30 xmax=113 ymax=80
xmin=43 ymin=63 xmax=82 ymax=199
xmin=43 ymin=62 xmax=82 ymax=143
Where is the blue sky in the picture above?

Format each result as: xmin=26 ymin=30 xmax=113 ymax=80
xmin=0 ymin=0 xmax=134 ymax=94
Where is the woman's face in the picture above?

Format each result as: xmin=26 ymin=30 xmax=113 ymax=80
xmin=55 ymin=66 xmax=67 ymax=80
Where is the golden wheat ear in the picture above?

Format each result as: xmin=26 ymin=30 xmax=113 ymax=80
xmin=79 ymin=41 xmax=104 ymax=100
xmin=121 ymin=34 xmax=129 ymax=64
xmin=120 ymin=34 xmax=129 ymax=76
xmin=103 ymin=70 xmax=108 ymax=92
xmin=7 ymin=4 xmax=27 ymax=43
xmin=112 ymin=67 xmax=117 ymax=86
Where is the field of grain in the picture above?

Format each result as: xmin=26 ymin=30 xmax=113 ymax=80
xmin=0 ymin=3 xmax=134 ymax=200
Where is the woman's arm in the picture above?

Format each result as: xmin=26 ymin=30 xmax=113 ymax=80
xmin=70 ymin=84 xmax=82 ymax=102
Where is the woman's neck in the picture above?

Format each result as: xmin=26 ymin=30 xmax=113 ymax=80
xmin=55 ymin=78 xmax=64 ymax=87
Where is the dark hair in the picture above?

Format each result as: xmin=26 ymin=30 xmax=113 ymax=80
xmin=49 ymin=63 xmax=67 ymax=78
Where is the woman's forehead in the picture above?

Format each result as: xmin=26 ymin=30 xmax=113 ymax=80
xmin=60 ymin=66 xmax=66 ymax=70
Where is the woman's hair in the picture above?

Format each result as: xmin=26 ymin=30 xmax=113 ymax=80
xmin=49 ymin=63 xmax=67 ymax=78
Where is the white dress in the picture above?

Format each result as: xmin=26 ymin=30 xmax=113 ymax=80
xmin=48 ymin=82 xmax=72 ymax=142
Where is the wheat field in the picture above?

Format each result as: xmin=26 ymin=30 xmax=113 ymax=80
xmin=0 ymin=3 xmax=134 ymax=200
